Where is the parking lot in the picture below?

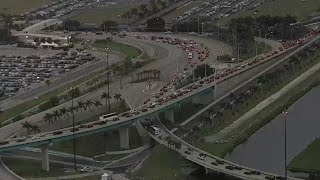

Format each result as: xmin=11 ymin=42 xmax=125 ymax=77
xmin=165 ymin=0 xmax=265 ymax=25
xmin=0 ymin=50 xmax=95 ymax=97
xmin=20 ymin=0 xmax=108 ymax=21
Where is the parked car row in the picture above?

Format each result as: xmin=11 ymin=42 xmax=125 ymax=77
xmin=0 ymin=51 xmax=95 ymax=96
xmin=19 ymin=0 xmax=103 ymax=21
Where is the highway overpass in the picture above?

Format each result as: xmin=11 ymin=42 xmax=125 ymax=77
xmin=139 ymin=117 xmax=300 ymax=180
xmin=0 ymin=31 xmax=319 ymax=178
xmin=21 ymin=19 xmax=62 ymax=34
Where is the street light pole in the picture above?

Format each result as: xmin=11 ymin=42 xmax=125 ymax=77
xmin=70 ymin=87 xmax=77 ymax=171
xmin=282 ymin=110 xmax=288 ymax=179
xmin=105 ymin=47 xmax=111 ymax=113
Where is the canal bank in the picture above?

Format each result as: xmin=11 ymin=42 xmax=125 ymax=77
xmin=225 ymin=74 xmax=320 ymax=177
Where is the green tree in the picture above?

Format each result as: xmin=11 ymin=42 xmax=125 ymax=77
xmin=45 ymin=79 xmax=51 ymax=86
xmin=94 ymin=100 xmax=103 ymax=107
xmin=22 ymin=121 xmax=32 ymax=134
xmin=43 ymin=113 xmax=53 ymax=124
xmin=85 ymin=99 xmax=94 ymax=110
xmin=52 ymin=110 xmax=61 ymax=122
xmin=62 ymin=20 xmax=81 ymax=31
xmin=30 ymin=124 xmax=41 ymax=134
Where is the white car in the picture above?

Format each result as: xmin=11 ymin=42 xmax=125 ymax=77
xmin=31 ymin=136 xmax=40 ymax=140
xmin=80 ymin=167 xmax=93 ymax=172
xmin=197 ymin=153 xmax=206 ymax=160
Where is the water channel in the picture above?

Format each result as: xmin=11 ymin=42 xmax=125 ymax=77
xmin=225 ymin=86 xmax=320 ymax=176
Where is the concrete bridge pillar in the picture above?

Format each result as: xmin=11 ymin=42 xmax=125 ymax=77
xmin=205 ymin=167 xmax=210 ymax=174
xmin=119 ymin=127 xmax=130 ymax=149
xmin=165 ymin=109 xmax=175 ymax=123
xmin=41 ymin=144 xmax=49 ymax=171
xmin=134 ymin=121 xmax=147 ymax=137
xmin=192 ymin=88 xmax=215 ymax=105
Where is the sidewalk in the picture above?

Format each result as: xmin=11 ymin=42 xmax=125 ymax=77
xmin=205 ymin=59 xmax=320 ymax=142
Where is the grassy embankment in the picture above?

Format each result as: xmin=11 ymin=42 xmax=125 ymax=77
xmin=94 ymin=40 xmax=143 ymax=60
xmin=2 ymin=157 xmax=80 ymax=178
xmin=289 ymin=138 xmax=320 ymax=173
xmin=197 ymin=69 xmax=320 ymax=157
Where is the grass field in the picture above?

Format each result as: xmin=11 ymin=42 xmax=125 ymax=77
xmin=135 ymin=145 xmax=184 ymax=180
xmin=289 ymin=138 xmax=320 ymax=173
xmin=162 ymin=1 xmax=204 ymax=21
xmin=0 ymin=0 xmax=53 ymax=15
xmin=2 ymin=157 xmax=80 ymax=178
xmin=218 ymin=0 xmax=320 ymax=25
xmin=72 ymin=4 xmax=137 ymax=24
xmin=94 ymin=40 xmax=142 ymax=60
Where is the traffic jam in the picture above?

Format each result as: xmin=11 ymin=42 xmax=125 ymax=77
xmin=1 ymin=29 xmax=319 ymax=154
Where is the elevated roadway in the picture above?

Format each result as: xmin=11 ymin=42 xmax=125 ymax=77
xmin=21 ymin=19 xmax=62 ymax=34
xmin=139 ymin=117 xmax=300 ymax=180
xmin=0 ymin=32 xmax=319 ymax=179
xmin=0 ymin=31 xmax=319 ymax=179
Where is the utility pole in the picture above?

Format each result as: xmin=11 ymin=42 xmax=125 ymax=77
xmin=217 ymin=22 xmax=220 ymax=40
xmin=282 ymin=110 xmax=288 ymax=179
xmin=70 ymin=87 xmax=77 ymax=171
xmin=237 ymin=46 xmax=240 ymax=63
xmin=105 ymin=47 xmax=111 ymax=113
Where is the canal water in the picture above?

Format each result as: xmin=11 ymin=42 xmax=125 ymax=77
xmin=225 ymin=86 xmax=320 ymax=175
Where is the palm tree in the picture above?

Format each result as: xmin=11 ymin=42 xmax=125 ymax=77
xmin=77 ymin=100 xmax=86 ymax=111
xmin=22 ymin=121 xmax=32 ymax=134
xmin=114 ymin=93 xmax=122 ymax=111
xmin=30 ymin=124 xmax=41 ymax=134
xmin=114 ymin=94 xmax=122 ymax=102
xmin=85 ymin=100 xmax=94 ymax=110
xmin=101 ymin=92 xmax=112 ymax=112
xmin=94 ymin=100 xmax=103 ymax=107
xmin=67 ymin=106 xmax=74 ymax=114
xmin=43 ymin=113 xmax=53 ymax=124
xmin=52 ymin=110 xmax=61 ymax=122
xmin=60 ymin=107 xmax=68 ymax=118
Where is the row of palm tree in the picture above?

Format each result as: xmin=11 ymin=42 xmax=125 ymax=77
xmin=192 ymin=43 xmax=320 ymax=130
xmin=43 ymin=93 xmax=122 ymax=129
xmin=21 ymin=121 xmax=41 ymax=135
xmin=132 ymin=69 xmax=161 ymax=83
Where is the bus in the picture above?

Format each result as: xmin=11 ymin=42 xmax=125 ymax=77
xmin=99 ymin=113 xmax=119 ymax=121
xmin=150 ymin=125 xmax=161 ymax=135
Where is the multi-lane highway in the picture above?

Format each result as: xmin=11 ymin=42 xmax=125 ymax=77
xmin=140 ymin=117 xmax=299 ymax=180
xmin=0 ymin=29 xmax=318 ymax=179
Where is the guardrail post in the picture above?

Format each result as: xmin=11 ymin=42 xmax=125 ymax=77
xmin=119 ymin=127 xmax=130 ymax=149
xmin=41 ymin=144 xmax=50 ymax=171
